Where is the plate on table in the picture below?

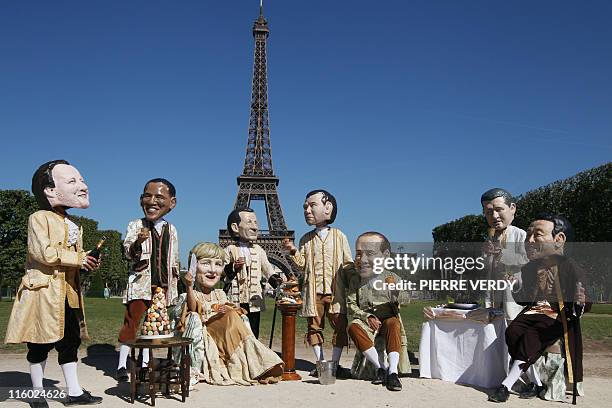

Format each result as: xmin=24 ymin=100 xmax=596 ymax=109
xmin=444 ymin=303 xmax=479 ymax=310
xmin=138 ymin=333 xmax=174 ymax=340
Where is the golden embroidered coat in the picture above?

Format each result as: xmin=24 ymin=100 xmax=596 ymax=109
xmin=290 ymin=228 xmax=354 ymax=317
xmin=5 ymin=210 xmax=89 ymax=344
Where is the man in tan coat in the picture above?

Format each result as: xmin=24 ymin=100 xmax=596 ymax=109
xmin=283 ymin=189 xmax=354 ymax=377
xmin=5 ymin=160 xmax=103 ymax=406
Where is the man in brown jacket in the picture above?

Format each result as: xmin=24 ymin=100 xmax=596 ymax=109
xmin=489 ymin=214 xmax=590 ymax=403
xmin=283 ymin=190 xmax=354 ymax=377
xmin=5 ymin=160 xmax=102 ymax=406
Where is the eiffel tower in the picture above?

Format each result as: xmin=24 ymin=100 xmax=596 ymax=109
xmin=219 ymin=3 xmax=295 ymax=275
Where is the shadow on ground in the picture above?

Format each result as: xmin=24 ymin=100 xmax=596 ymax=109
xmin=81 ymin=343 xmax=119 ymax=379
xmin=80 ymin=343 xmax=135 ymax=401
xmin=295 ymin=358 xmax=315 ymax=373
xmin=0 ymin=371 xmax=61 ymax=402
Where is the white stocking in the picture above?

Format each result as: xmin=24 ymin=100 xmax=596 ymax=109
xmin=387 ymin=351 xmax=400 ymax=375
xmin=118 ymin=344 xmax=130 ymax=369
xmin=502 ymin=360 xmax=525 ymax=389
xmin=60 ymin=362 xmax=83 ymax=397
xmin=362 ymin=347 xmax=381 ymax=369
xmin=142 ymin=348 xmax=150 ymax=367
xmin=312 ymin=345 xmax=324 ymax=361
xmin=30 ymin=360 xmax=46 ymax=389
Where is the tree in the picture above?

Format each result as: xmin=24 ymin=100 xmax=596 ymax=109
xmin=99 ymin=230 xmax=128 ymax=295
xmin=432 ymin=214 xmax=487 ymax=242
xmin=0 ymin=190 xmax=38 ymax=298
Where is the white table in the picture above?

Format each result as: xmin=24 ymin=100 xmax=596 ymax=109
xmin=418 ymin=309 xmax=509 ymax=389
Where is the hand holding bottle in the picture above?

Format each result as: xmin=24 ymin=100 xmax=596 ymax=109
xmin=81 ymin=236 xmax=106 ymax=273
xmin=81 ymin=255 xmax=100 ymax=271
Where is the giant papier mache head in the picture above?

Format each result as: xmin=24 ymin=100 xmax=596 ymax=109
xmin=32 ymin=160 xmax=90 ymax=211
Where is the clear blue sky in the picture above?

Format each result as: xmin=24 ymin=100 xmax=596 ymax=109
xmin=1 ymin=1 xmax=610 ymax=262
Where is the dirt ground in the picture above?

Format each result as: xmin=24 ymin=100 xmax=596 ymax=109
xmin=1 ymin=342 xmax=611 ymax=408
xmin=582 ymin=340 xmax=612 ymax=378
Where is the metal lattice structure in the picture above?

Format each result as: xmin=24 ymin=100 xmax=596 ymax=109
xmin=219 ymin=5 xmax=296 ymax=275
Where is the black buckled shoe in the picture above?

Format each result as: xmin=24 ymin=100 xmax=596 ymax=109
xmin=29 ymin=399 xmax=49 ymax=408
xmin=488 ymin=385 xmax=510 ymax=403
xmin=371 ymin=368 xmax=386 ymax=385
xmin=116 ymin=367 xmax=129 ymax=382
xmin=64 ymin=389 xmax=102 ymax=406
xmin=334 ymin=365 xmax=352 ymax=379
xmin=386 ymin=372 xmax=402 ymax=391
xmin=519 ymin=383 xmax=546 ymax=399
xmin=309 ymin=368 xmax=318 ymax=377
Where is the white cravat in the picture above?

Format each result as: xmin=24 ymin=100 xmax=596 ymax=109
xmin=65 ymin=218 xmax=79 ymax=247
xmin=238 ymin=242 xmax=252 ymax=263
xmin=153 ymin=218 xmax=167 ymax=235
xmin=316 ymin=226 xmax=330 ymax=240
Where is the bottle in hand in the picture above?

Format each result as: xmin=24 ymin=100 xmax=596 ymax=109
xmin=81 ymin=236 xmax=106 ymax=273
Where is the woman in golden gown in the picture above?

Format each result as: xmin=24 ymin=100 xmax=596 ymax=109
xmin=172 ymin=242 xmax=283 ymax=386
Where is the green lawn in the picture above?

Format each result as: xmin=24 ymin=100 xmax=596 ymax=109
xmin=1 ymin=298 xmax=611 ymax=353
xmin=0 ymin=297 xmax=126 ymax=353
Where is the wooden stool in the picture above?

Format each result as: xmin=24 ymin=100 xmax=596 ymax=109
xmin=125 ymin=337 xmax=191 ymax=406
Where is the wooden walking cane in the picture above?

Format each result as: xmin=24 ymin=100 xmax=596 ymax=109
xmin=553 ymin=267 xmax=578 ymax=405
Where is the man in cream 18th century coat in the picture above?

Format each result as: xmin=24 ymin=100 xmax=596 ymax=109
xmin=283 ymin=189 xmax=353 ymax=377
xmin=223 ymin=207 xmax=283 ymax=339
xmin=481 ymin=188 xmax=529 ymax=320
xmin=347 ymin=232 xmax=411 ymax=392
xmin=115 ymin=178 xmax=179 ymax=382
xmin=5 ymin=160 xmax=103 ymax=406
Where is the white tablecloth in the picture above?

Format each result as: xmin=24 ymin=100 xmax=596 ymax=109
xmin=418 ymin=312 xmax=509 ymax=389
